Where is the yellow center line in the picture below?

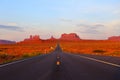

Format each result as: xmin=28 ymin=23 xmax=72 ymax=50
xmin=56 ymin=61 xmax=60 ymax=66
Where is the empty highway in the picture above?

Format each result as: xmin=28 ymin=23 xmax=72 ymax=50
xmin=0 ymin=45 xmax=120 ymax=80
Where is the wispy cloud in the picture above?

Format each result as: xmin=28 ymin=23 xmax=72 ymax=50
xmin=78 ymin=28 xmax=101 ymax=34
xmin=0 ymin=24 xmax=23 ymax=32
xmin=76 ymin=23 xmax=104 ymax=27
xmin=76 ymin=23 xmax=105 ymax=35
xmin=76 ymin=24 xmax=89 ymax=27
xmin=59 ymin=18 xmax=72 ymax=22
xmin=93 ymin=24 xmax=104 ymax=27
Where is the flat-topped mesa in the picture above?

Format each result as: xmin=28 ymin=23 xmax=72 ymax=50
xmin=60 ymin=33 xmax=81 ymax=41
xmin=108 ymin=36 xmax=120 ymax=41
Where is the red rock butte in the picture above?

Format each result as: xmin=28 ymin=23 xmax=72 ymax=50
xmin=18 ymin=33 xmax=81 ymax=44
xmin=25 ymin=35 xmax=40 ymax=41
xmin=19 ymin=35 xmax=42 ymax=44
xmin=108 ymin=36 xmax=120 ymax=41
xmin=48 ymin=36 xmax=57 ymax=40
xmin=16 ymin=34 xmax=120 ymax=44
xmin=60 ymin=33 xmax=81 ymax=41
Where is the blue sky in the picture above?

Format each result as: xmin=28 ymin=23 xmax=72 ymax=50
xmin=0 ymin=0 xmax=120 ymax=41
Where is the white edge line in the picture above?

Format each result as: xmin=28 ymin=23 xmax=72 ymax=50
xmin=0 ymin=53 xmax=49 ymax=68
xmin=0 ymin=58 xmax=29 ymax=68
xmin=78 ymin=55 xmax=120 ymax=68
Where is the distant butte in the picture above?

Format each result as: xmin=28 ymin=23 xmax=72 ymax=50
xmin=19 ymin=35 xmax=42 ymax=44
xmin=2 ymin=34 xmax=120 ymax=44
xmin=24 ymin=35 xmax=40 ymax=41
xmin=19 ymin=33 xmax=120 ymax=43
xmin=49 ymin=36 xmax=57 ymax=40
xmin=18 ymin=33 xmax=81 ymax=44
xmin=108 ymin=36 xmax=120 ymax=41
xmin=60 ymin=33 xmax=81 ymax=41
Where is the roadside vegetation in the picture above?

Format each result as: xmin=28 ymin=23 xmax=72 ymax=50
xmin=60 ymin=40 xmax=120 ymax=57
xmin=0 ymin=42 xmax=56 ymax=64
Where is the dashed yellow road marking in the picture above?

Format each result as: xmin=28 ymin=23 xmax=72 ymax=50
xmin=56 ymin=61 xmax=60 ymax=66
xmin=57 ymin=56 xmax=60 ymax=59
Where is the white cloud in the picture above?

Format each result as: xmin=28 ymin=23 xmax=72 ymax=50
xmin=7 ymin=22 xmax=18 ymax=26
xmin=105 ymin=20 xmax=120 ymax=36
xmin=0 ymin=24 xmax=23 ymax=32
xmin=59 ymin=18 xmax=72 ymax=22
xmin=75 ymin=20 xmax=120 ymax=39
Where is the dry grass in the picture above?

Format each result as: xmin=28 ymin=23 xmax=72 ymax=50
xmin=1 ymin=40 xmax=120 ymax=64
xmin=60 ymin=40 xmax=120 ymax=57
xmin=0 ymin=42 xmax=57 ymax=64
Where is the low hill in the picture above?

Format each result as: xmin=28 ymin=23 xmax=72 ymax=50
xmin=0 ymin=40 xmax=16 ymax=44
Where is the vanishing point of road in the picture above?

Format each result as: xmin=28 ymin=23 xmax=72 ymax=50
xmin=0 ymin=44 xmax=120 ymax=80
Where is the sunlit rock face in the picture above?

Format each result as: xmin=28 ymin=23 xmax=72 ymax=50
xmin=60 ymin=33 xmax=81 ymax=41
xmin=108 ymin=36 xmax=120 ymax=41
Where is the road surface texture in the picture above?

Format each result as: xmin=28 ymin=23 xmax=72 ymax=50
xmin=0 ymin=44 xmax=120 ymax=80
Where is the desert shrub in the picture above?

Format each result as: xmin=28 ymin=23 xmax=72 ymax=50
xmin=0 ymin=49 xmax=3 ymax=52
xmin=2 ymin=59 xmax=14 ymax=64
xmin=0 ymin=54 xmax=8 ymax=59
xmin=113 ymin=51 xmax=120 ymax=55
xmin=22 ymin=52 xmax=41 ymax=58
xmin=93 ymin=50 xmax=106 ymax=53
xmin=33 ymin=52 xmax=41 ymax=55
xmin=22 ymin=54 xmax=31 ymax=58
xmin=35 ymin=52 xmax=41 ymax=55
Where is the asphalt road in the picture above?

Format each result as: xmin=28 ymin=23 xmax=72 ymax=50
xmin=0 ymin=45 xmax=120 ymax=80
